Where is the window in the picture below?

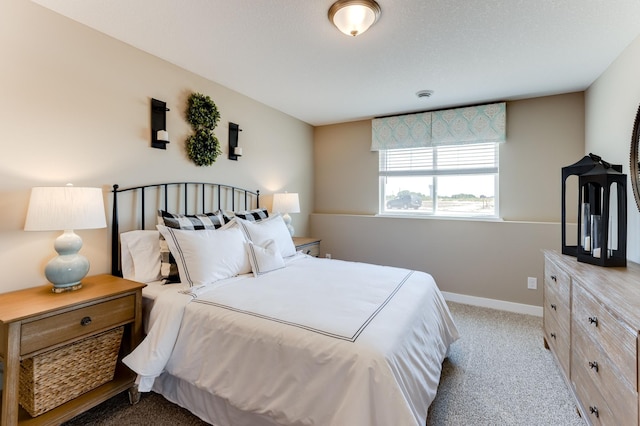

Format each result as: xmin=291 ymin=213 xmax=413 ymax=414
xmin=379 ymin=142 xmax=499 ymax=217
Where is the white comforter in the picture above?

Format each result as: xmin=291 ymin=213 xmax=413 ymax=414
xmin=123 ymin=254 xmax=458 ymax=426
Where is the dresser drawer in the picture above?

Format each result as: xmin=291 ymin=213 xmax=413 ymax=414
xmin=572 ymin=285 xmax=637 ymax=388
xmin=572 ymin=323 xmax=637 ymax=424
xmin=545 ymin=258 xmax=570 ymax=306
xmin=544 ymin=279 xmax=570 ymax=337
xmin=20 ymin=294 xmax=135 ymax=355
xmin=572 ymin=360 xmax=617 ymax=426
xmin=544 ymin=309 xmax=570 ymax=376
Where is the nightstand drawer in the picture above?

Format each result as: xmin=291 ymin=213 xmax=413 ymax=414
xmin=20 ymin=294 xmax=135 ymax=355
xmin=299 ymin=243 xmax=320 ymax=257
xmin=293 ymin=237 xmax=321 ymax=257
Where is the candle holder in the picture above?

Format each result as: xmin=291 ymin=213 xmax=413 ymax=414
xmin=576 ymin=161 xmax=627 ymax=267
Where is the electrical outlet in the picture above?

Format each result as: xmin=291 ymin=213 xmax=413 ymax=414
xmin=325 ymin=253 xmax=332 ymax=259
xmin=527 ymin=277 xmax=537 ymax=290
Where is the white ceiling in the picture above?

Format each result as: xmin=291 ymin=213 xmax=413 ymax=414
xmin=32 ymin=0 xmax=640 ymax=126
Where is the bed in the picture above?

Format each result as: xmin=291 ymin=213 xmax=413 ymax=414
xmin=111 ymin=182 xmax=459 ymax=426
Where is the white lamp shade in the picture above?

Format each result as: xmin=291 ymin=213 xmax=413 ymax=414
xmin=329 ymin=1 xmax=380 ymax=37
xmin=25 ymin=186 xmax=106 ymax=231
xmin=272 ymin=192 xmax=300 ymax=214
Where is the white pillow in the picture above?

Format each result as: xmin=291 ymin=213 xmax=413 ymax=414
xmin=246 ymin=239 xmax=285 ymax=276
xmin=120 ymin=230 xmax=162 ymax=283
xmin=157 ymin=224 xmax=251 ymax=287
xmin=236 ymin=214 xmax=296 ymax=258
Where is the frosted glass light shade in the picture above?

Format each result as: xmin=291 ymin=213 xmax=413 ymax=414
xmin=25 ymin=186 xmax=106 ymax=291
xmin=329 ymin=0 xmax=381 ymax=37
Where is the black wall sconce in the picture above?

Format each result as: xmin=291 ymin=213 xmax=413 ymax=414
xmin=228 ymin=122 xmax=243 ymax=160
xmin=151 ymin=98 xmax=170 ymax=149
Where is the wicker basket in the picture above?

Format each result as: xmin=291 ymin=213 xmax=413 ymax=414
xmin=19 ymin=326 xmax=123 ymax=417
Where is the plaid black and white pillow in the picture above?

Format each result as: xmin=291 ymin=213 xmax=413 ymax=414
xmin=226 ymin=208 xmax=269 ymax=222
xmin=157 ymin=210 xmax=226 ymax=283
xmin=159 ymin=210 xmax=226 ymax=230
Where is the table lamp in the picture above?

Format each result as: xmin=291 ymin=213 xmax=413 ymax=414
xmin=24 ymin=185 xmax=106 ymax=292
xmin=272 ymin=192 xmax=300 ymax=236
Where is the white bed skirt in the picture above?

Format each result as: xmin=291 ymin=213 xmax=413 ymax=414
xmin=153 ymin=373 xmax=283 ymax=426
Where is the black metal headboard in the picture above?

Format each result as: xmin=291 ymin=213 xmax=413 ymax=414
xmin=111 ymin=182 xmax=260 ymax=276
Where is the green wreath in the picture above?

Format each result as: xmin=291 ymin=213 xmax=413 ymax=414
xmin=185 ymin=93 xmax=221 ymax=166
xmin=186 ymin=93 xmax=220 ymax=130
xmin=186 ymin=129 xmax=221 ymax=167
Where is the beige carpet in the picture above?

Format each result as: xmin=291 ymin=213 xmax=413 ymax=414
xmin=64 ymin=302 xmax=584 ymax=425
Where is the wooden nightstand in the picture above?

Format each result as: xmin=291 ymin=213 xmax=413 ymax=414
xmin=293 ymin=237 xmax=321 ymax=257
xmin=0 ymin=274 xmax=145 ymax=425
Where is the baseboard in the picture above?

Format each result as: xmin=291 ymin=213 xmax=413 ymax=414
xmin=441 ymin=291 xmax=543 ymax=317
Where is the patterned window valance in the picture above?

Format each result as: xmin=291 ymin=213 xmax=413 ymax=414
xmin=432 ymin=102 xmax=506 ymax=145
xmin=371 ymin=102 xmax=506 ymax=151
xmin=371 ymin=112 xmax=431 ymax=151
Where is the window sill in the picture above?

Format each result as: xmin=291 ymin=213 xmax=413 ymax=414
xmin=375 ymin=213 xmax=504 ymax=222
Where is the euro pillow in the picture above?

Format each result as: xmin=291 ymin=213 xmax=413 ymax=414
xmin=158 ymin=210 xmax=226 ymax=230
xmin=120 ymin=230 xmax=161 ymax=283
xmin=223 ymin=208 xmax=269 ymax=222
xmin=157 ymin=223 xmax=251 ymax=287
xmin=246 ymin=239 xmax=285 ymax=276
xmin=236 ymin=214 xmax=296 ymax=258
xmin=158 ymin=210 xmax=226 ymax=283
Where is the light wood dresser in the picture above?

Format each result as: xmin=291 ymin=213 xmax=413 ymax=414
xmin=543 ymin=250 xmax=640 ymax=425
xmin=0 ymin=274 xmax=145 ymax=425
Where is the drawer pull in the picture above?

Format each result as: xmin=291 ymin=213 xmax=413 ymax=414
xmin=550 ymin=332 xmax=556 ymax=339
xmin=588 ymin=316 xmax=598 ymax=327
xmin=550 ymin=275 xmax=557 ymax=282
xmin=550 ymin=303 xmax=557 ymax=311
xmin=80 ymin=316 xmax=92 ymax=326
xmin=588 ymin=361 xmax=599 ymax=372
xmin=589 ymin=406 xmax=599 ymax=418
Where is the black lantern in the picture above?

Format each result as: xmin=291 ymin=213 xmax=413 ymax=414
xmin=576 ymin=162 xmax=627 ymax=267
xmin=561 ymin=154 xmax=601 ymax=256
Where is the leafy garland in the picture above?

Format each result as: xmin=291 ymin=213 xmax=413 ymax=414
xmin=185 ymin=93 xmax=221 ymax=166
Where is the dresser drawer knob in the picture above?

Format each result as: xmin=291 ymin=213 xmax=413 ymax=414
xmin=80 ymin=316 xmax=92 ymax=326
xmin=589 ymin=406 xmax=599 ymax=418
xmin=550 ymin=303 xmax=557 ymax=311
xmin=588 ymin=361 xmax=599 ymax=372
xmin=550 ymin=332 xmax=556 ymax=339
xmin=588 ymin=316 xmax=598 ymax=327
xmin=550 ymin=275 xmax=557 ymax=282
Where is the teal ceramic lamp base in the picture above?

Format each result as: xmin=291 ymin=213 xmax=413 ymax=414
xmin=45 ymin=230 xmax=89 ymax=293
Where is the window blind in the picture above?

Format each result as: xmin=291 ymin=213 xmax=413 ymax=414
xmin=379 ymin=143 xmax=498 ymax=176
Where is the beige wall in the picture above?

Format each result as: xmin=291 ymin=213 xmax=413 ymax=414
xmin=312 ymin=94 xmax=585 ymax=307
xmin=0 ymin=1 xmax=313 ymax=292
xmin=585 ymin=34 xmax=640 ymax=263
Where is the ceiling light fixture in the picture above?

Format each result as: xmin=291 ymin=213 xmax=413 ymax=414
xmin=328 ymin=0 xmax=381 ymax=37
